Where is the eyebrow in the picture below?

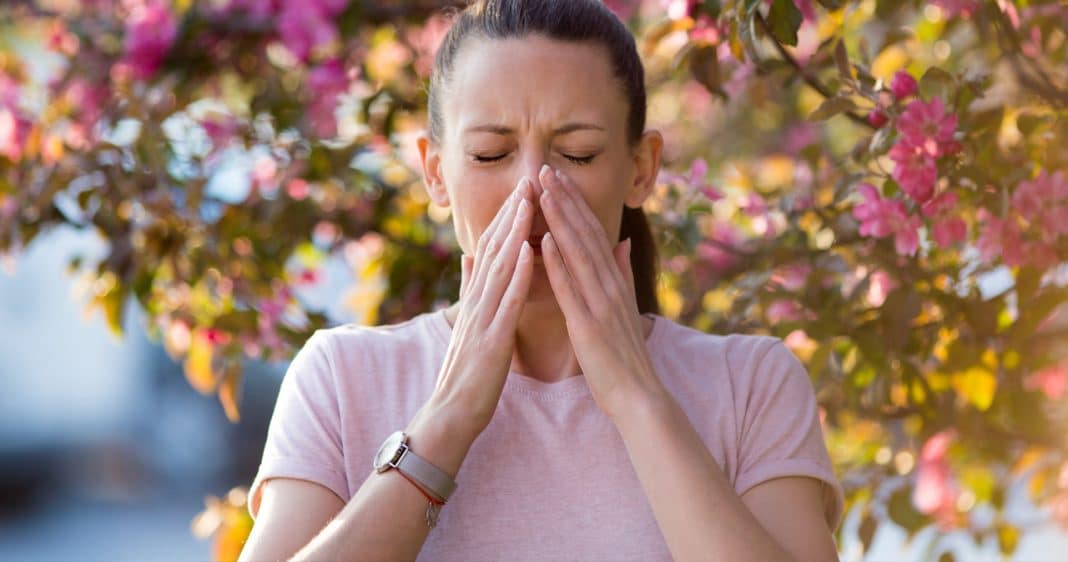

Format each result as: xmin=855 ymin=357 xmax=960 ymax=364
xmin=462 ymin=122 xmax=606 ymax=136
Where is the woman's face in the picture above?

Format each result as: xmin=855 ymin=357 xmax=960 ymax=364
xmin=418 ymin=34 xmax=662 ymax=301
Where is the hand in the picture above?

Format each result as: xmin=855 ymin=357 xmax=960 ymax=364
xmin=536 ymin=164 xmax=666 ymax=419
xmin=426 ymin=176 xmax=537 ymax=438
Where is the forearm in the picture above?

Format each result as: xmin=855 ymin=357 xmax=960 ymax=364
xmin=611 ymin=387 xmax=797 ymax=562
xmin=290 ymin=404 xmax=475 ymax=562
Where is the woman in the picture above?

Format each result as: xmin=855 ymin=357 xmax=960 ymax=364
xmin=240 ymin=1 xmax=844 ymax=561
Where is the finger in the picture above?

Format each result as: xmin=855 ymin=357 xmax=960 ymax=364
xmin=614 ymin=238 xmax=637 ymax=308
xmin=469 ymin=177 xmax=528 ymax=309
xmin=460 ymin=253 xmax=473 ymax=301
xmin=541 ymin=231 xmax=588 ymax=317
xmin=478 ymin=183 xmax=534 ymax=319
xmin=538 ymin=166 xmax=618 ymax=308
xmin=488 ymin=240 xmax=534 ymax=334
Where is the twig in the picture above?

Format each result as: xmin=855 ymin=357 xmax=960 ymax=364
xmin=753 ymin=13 xmax=876 ymax=129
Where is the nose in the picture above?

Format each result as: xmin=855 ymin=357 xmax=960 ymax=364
xmin=518 ymin=151 xmax=550 ymax=200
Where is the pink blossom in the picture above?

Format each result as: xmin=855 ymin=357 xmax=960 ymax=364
xmin=0 ymin=74 xmax=19 ymax=107
xmin=0 ymin=107 xmax=32 ymax=162
xmin=122 ymin=2 xmax=178 ymax=81
xmin=684 ymin=157 xmax=723 ymax=201
xmin=932 ymin=0 xmax=979 ymax=18
xmin=1014 ymin=171 xmax=1068 ymax=235
xmin=1024 ymin=361 xmax=1068 ymax=401
xmin=223 ymin=0 xmax=280 ymax=20
xmin=603 ymin=0 xmax=640 ymax=20
xmin=975 ymin=209 xmax=1027 ymax=267
xmin=251 ymin=154 xmax=279 ymax=195
xmin=867 ymin=269 xmax=898 ymax=307
xmin=913 ymin=429 xmax=960 ymax=531
xmin=766 ymin=299 xmax=806 ymax=323
xmin=868 ymin=108 xmax=888 ymax=128
xmin=896 ymin=97 xmax=958 ymax=155
xmin=889 ymin=141 xmax=937 ymax=203
xmin=1040 ymin=205 xmax=1068 ymax=243
xmin=741 ymin=192 xmax=767 ymax=216
xmin=405 ymin=13 xmax=451 ymax=77
xmin=921 ymin=192 xmax=967 ymax=248
xmin=771 ymin=262 xmax=811 ymax=292
xmin=660 ymin=158 xmax=722 ymax=201
xmin=306 ymin=58 xmax=349 ymax=138
xmin=662 ymin=0 xmax=700 ymax=19
xmin=697 ymin=223 xmax=740 ymax=271
xmin=852 ymin=183 xmax=923 ymax=256
xmin=63 ymin=79 xmax=108 ymax=129
xmin=286 ymin=178 xmax=310 ymax=200
xmin=278 ymin=1 xmax=339 ymax=62
xmin=780 ymin=122 xmax=818 ymax=155
xmin=689 ymin=14 xmax=724 ymax=44
xmin=890 ymin=70 xmax=918 ymax=99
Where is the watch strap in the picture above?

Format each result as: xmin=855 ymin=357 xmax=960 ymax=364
xmin=397 ymin=446 xmax=457 ymax=502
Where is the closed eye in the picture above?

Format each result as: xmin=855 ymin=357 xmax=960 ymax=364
xmin=472 ymin=153 xmax=597 ymax=166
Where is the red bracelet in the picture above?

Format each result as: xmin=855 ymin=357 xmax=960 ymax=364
xmin=395 ymin=469 xmax=446 ymax=506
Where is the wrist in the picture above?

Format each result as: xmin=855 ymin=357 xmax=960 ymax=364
xmin=404 ymin=402 xmax=478 ymax=480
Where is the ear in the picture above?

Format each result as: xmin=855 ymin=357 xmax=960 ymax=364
xmin=624 ymin=129 xmax=663 ymax=209
xmin=417 ymin=133 xmax=449 ymax=207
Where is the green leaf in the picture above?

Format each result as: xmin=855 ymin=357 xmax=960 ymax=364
xmin=767 ymin=0 xmax=803 ymax=47
xmin=834 ymin=39 xmax=853 ymax=81
xmin=858 ymin=510 xmax=878 ymax=553
xmin=997 ymin=522 xmax=1020 ymax=556
xmin=809 ymin=96 xmax=858 ymax=121
xmin=689 ymin=44 xmax=726 ymax=99
xmin=887 ymin=486 xmax=927 ymax=539
xmin=919 ymin=66 xmax=956 ymax=101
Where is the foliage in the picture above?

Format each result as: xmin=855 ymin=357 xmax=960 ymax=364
xmin=2 ymin=0 xmax=1067 ymax=558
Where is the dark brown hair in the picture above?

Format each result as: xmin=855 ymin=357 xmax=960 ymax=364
xmin=427 ymin=0 xmax=660 ymax=315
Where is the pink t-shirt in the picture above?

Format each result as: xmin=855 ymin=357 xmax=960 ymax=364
xmin=248 ymin=309 xmax=845 ymax=561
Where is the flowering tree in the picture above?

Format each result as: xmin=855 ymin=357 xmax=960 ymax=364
xmin=1 ymin=0 xmax=1067 ymax=559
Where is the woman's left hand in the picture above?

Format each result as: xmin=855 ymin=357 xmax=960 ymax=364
xmin=536 ymin=164 xmax=667 ymax=420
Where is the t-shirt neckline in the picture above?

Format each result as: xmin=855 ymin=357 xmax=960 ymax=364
xmin=427 ymin=307 xmax=665 ymax=399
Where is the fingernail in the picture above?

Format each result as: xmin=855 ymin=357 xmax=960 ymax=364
xmin=540 ymin=164 xmax=553 ymax=185
xmin=625 ymin=237 xmax=632 ymax=255
xmin=517 ymin=198 xmax=529 ymax=218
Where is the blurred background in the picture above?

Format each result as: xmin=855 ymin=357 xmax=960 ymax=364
xmin=1 ymin=0 xmax=1067 ymax=561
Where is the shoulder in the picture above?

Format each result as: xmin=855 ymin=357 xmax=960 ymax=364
xmin=652 ymin=315 xmax=785 ymax=371
xmin=308 ymin=310 xmax=440 ymax=360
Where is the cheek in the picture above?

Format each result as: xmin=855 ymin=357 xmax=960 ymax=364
xmin=572 ymin=176 xmax=627 ymax=238
xmin=450 ymin=176 xmax=512 ymax=250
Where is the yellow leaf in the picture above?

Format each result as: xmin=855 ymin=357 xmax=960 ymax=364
xmin=981 ymin=349 xmax=998 ymax=370
xmin=872 ymin=44 xmax=908 ymax=81
xmin=1011 ymin=446 xmax=1047 ymax=476
xmin=952 ymin=366 xmax=997 ymax=411
xmin=184 ymin=331 xmax=217 ymax=394
xmin=218 ymin=365 xmax=243 ymax=423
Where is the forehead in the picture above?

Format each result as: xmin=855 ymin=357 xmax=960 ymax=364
xmin=445 ymin=34 xmax=628 ymax=137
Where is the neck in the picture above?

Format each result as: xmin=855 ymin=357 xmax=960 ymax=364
xmin=442 ymin=297 xmax=579 ymax=384
xmin=442 ymin=292 xmax=653 ymax=385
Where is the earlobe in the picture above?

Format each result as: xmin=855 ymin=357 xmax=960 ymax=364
xmin=624 ymin=130 xmax=663 ymax=209
xmin=417 ymin=134 xmax=450 ymax=207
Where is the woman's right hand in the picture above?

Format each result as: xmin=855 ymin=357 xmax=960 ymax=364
xmin=423 ymin=176 xmax=537 ymax=438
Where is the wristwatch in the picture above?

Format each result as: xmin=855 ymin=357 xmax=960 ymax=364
xmin=373 ymin=430 xmax=458 ymax=526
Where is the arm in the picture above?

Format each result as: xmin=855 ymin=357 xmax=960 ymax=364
xmin=239 ymin=403 xmax=478 ymax=562
xmin=610 ymin=389 xmax=839 ymax=562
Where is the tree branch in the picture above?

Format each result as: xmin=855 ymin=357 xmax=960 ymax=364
xmin=753 ymin=13 xmax=876 ymax=130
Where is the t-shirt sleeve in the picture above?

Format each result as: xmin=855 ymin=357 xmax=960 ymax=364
xmin=733 ymin=338 xmax=845 ymax=532
xmin=247 ymin=330 xmax=348 ymax=521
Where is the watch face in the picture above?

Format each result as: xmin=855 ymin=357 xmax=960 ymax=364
xmin=373 ymin=430 xmax=406 ymax=472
